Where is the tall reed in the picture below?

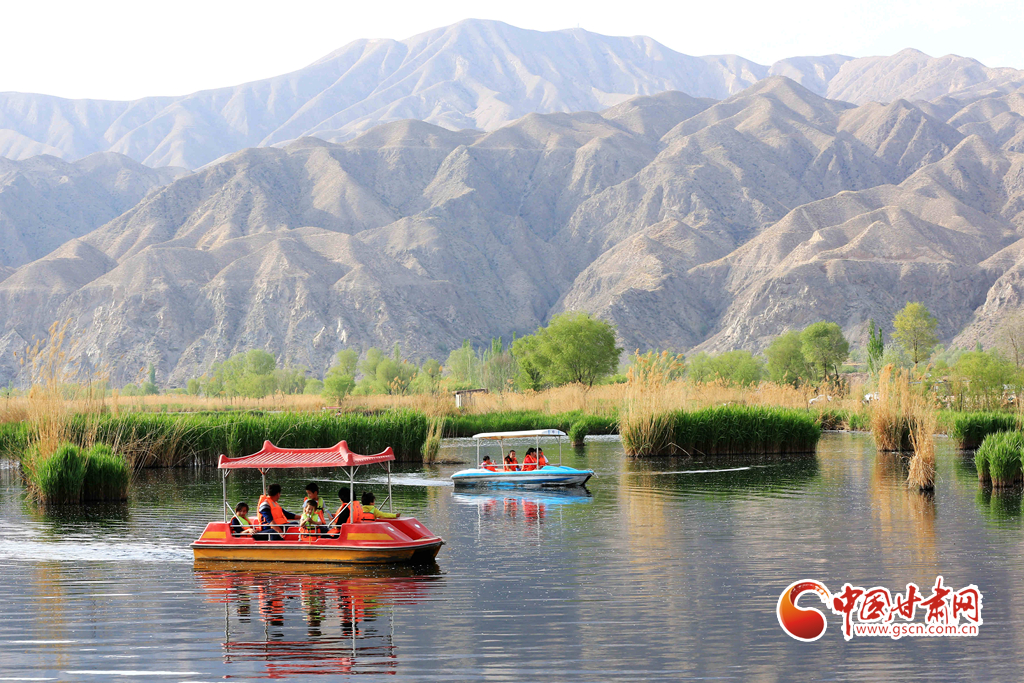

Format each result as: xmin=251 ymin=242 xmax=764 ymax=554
xmin=871 ymin=365 xmax=915 ymax=451
xmin=620 ymin=351 xmax=683 ymax=456
xmin=908 ymin=403 xmax=937 ymax=491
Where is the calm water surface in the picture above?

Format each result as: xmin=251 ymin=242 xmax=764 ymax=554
xmin=1 ymin=433 xmax=1022 ymax=681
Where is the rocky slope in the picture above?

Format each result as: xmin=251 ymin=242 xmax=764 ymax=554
xmin=4 ymin=75 xmax=1024 ymax=385
xmin=0 ymin=153 xmax=185 ymax=269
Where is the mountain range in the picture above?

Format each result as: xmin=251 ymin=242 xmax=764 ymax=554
xmin=2 ymin=20 xmax=1023 ymax=170
xmin=1 ymin=21 xmax=1024 ymax=386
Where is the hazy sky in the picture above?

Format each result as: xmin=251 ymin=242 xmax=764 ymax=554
xmin=3 ymin=0 xmax=1022 ymax=100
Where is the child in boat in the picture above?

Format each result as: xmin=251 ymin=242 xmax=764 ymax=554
xmin=298 ymin=499 xmax=322 ymax=539
xmin=481 ymin=455 xmax=497 ymax=471
xmin=522 ymin=448 xmax=538 ymax=471
xmin=360 ymin=491 xmax=401 ymax=519
xmin=230 ymin=502 xmax=255 ymax=536
xmin=303 ymin=482 xmax=330 ymax=536
xmin=503 ymin=449 xmax=520 ymax=471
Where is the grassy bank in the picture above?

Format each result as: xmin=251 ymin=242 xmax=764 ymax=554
xmin=7 ymin=410 xmax=428 ymax=467
xmin=622 ymin=405 xmax=821 ymax=457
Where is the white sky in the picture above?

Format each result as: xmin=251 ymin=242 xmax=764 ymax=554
xmin=2 ymin=0 xmax=1022 ymax=100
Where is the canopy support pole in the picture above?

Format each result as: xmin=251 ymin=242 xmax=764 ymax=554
xmin=222 ymin=470 xmax=228 ymax=523
xmin=476 ymin=439 xmax=480 ymax=468
xmin=558 ymin=436 xmax=562 ymax=466
xmin=349 ymin=466 xmax=355 ymax=514
xmin=260 ymin=469 xmax=267 ymax=496
xmin=387 ymin=461 xmax=393 ymax=513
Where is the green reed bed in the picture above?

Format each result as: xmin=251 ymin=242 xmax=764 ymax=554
xmin=21 ymin=442 xmax=130 ymax=504
xmin=0 ymin=421 xmax=31 ymax=456
xmin=813 ymin=408 xmax=870 ymax=432
xmin=622 ymin=405 xmax=821 ymax=457
xmin=948 ymin=412 xmax=1021 ymax=450
xmin=59 ymin=409 xmax=428 ymax=467
xmin=974 ymin=431 xmax=1024 ymax=487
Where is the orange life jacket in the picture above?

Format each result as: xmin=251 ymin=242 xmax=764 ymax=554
xmin=481 ymin=460 xmax=497 ymax=471
xmin=303 ymin=496 xmax=326 ymax=524
xmin=335 ymin=501 xmax=367 ymax=524
xmin=504 ymin=457 xmax=519 ymax=472
xmin=538 ymin=453 xmax=549 ymax=467
xmin=258 ymin=494 xmax=289 ymax=532
xmin=522 ymin=454 xmax=538 ymax=471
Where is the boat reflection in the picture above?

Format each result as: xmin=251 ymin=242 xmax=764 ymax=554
xmin=194 ymin=562 xmax=442 ymax=677
xmin=452 ymin=487 xmax=593 ymax=522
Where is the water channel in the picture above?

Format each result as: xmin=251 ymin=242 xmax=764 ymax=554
xmin=0 ymin=432 xmax=1020 ymax=681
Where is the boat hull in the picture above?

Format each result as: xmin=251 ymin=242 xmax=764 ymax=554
xmin=451 ymin=465 xmax=593 ymax=487
xmin=191 ymin=517 xmax=443 ymax=565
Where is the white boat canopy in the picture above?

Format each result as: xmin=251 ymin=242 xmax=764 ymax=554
xmin=471 ymin=429 xmax=567 ymax=440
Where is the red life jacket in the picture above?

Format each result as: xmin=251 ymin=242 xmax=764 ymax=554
xmin=481 ymin=460 xmax=497 ymax=471
xmin=538 ymin=453 xmax=549 ymax=467
xmin=522 ymin=454 xmax=538 ymax=471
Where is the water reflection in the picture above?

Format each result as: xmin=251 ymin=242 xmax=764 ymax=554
xmin=976 ymin=486 xmax=1024 ymax=521
xmin=194 ymin=563 xmax=442 ymax=678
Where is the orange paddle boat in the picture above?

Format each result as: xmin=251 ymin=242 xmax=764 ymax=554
xmin=191 ymin=441 xmax=444 ymax=565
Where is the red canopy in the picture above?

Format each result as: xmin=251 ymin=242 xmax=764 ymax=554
xmin=217 ymin=440 xmax=395 ymax=470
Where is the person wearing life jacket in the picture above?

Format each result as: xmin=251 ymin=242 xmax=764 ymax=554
xmin=503 ymin=449 xmax=520 ymax=472
xmin=257 ymin=484 xmax=298 ymax=541
xmin=537 ymin=448 xmax=550 ymax=468
xmin=298 ymin=498 xmax=322 ymax=541
xmin=230 ymin=501 xmax=255 ymax=537
xmin=360 ymin=491 xmax=400 ymax=520
xmin=522 ymin=448 xmax=538 ymax=472
xmin=303 ymin=482 xmax=330 ymax=536
xmin=480 ymin=455 xmax=498 ymax=471
xmin=329 ymin=487 xmax=364 ymax=534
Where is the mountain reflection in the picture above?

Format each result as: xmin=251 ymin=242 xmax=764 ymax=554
xmin=194 ymin=563 xmax=442 ymax=677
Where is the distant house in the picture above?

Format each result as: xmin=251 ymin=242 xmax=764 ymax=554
xmin=454 ymin=388 xmax=488 ymax=409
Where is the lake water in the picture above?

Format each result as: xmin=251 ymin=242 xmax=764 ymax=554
xmin=0 ymin=432 xmax=1020 ymax=681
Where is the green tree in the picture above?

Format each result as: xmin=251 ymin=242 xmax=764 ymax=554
xmin=800 ymin=322 xmax=849 ymax=381
xmin=511 ymin=335 xmax=545 ymax=390
xmin=323 ymin=372 xmax=356 ymax=402
xmin=686 ymin=352 xmax=714 ymax=383
xmin=892 ymin=302 xmax=939 ymax=365
xmin=480 ymin=337 xmax=518 ymax=392
xmin=867 ymin=319 xmax=884 ymax=375
xmin=512 ymin=312 xmax=621 ymax=388
xmin=185 ymin=378 xmax=201 ymax=396
xmin=765 ymin=331 xmax=809 ymax=386
xmin=353 ymin=346 xmax=418 ymax=395
xmin=445 ymin=341 xmax=479 ymax=387
xmin=303 ymin=378 xmax=324 ymax=395
xmin=950 ymin=350 xmax=1020 ymax=411
xmin=322 ymin=349 xmax=359 ymax=401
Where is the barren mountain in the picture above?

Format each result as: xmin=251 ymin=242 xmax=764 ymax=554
xmin=4 ymin=75 xmax=1024 ymax=385
xmin=0 ymin=153 xmax=185 ymax=269
xmin=4 ymin=20 xmax=1021 ymax=173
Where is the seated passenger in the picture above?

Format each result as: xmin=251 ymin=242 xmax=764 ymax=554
xmin=538 ymin=448 xmax=550 ymax=467
xmin=503 ymin=449 xmax=520 ymax=472
xmin=298 ymin=499 xmax=322 ymax=540
xmin=360 ymin=491 xmax=400 ymax=519
xmin=480 ymin=455 xmax=498 ymax=471
xmin=302 ymin=482 xmax=330 ymax=536
xmin=257 ymin=484 xmax=299 ymax=541
xmin=230 ymin=502 xmax=255 ymax=536
xmin=522 ymin=448 xmax=538 ymax=471
xmin=329 ymin=488 xmax=363 ymax=534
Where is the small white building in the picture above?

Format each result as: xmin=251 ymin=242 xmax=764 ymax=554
xmin=454 ymin=388 xmax=488 ymax=408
